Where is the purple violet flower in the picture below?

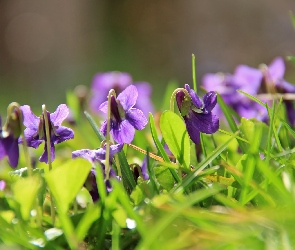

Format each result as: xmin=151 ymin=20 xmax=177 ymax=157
xmin=0 ymin=114 xmax=21 ymax=168
xmin=176 ymin=84 xmax=219 ymax=144
xmin=72 ymin=143 xmax=123 ymax=202
xmin=202 ymin=65 xmax=267 ymax=120
xmin=90 ymin=72 xmax=154 ymax=117
xmin=99 ymin=85 xmax=148 ymax=144
xmin=20 ymin=104 xmax=74 ymax=163
xmin=263 ymin=57 xmax=295 ymax=126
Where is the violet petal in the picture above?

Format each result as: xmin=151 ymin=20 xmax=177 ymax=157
xmin=185 ymin=84 xmax=203 ymax=108
xmin=98 ymin=101 xmax=108 ymax=114
xmin=111 ymin=119 xmax=135 ymax=144
xmin=126 ymin=108 xmax=147 ymax=130
xmin=100 ymin=120 xmax=107 ymax=136
xmin=268 ymin=57 xmax=285 ymax=80
xmin=72 ymin=149 xmax=96 ymax=162
xmin=50 ymin=104 xmax=69 ymax=126
xmin=39 ymin=141 xmax=55 ymax=163
xmin=53 ymin=126 xmax=74 ymax=144
xmin=189 ymin=111 xmax=219 ymax=134
xmin=183 ymin=116 xmax=201 ymax=144
xmin=2 ymin=136 xmax=19 ymax=168
xmin=117 ymin=85 xmax=138 ymax=111
xmin=234 ymin=65 xmax=262 ymax=95
xmin=22 ymin=128 xmax=43 ymax=148
xmin=20 ymin=105 xmax=40 ymax=129
xmin=203 ymin=91 xmax=217 ymax=113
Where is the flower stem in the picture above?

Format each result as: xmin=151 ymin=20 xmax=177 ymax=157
xmin=192 ymin=54 xmax=197 ymax=93
xmin=42 ymin=104 xmax=55 ymax=225
xmin=170 ymin=88 xmax=190 ymax=112
xmin=105 ymin=89 xmax=117 ymax=180
xmin=6 ymin=102 xmax=33 ymax=176
xmin=128 ymin=143 xmax=169 ymax=162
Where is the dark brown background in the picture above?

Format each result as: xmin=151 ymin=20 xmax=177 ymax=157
xmin=0 ymin=0 xmax=294 ymax=114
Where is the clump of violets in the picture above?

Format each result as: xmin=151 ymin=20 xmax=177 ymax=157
xmin=72 ymin=143 xmax=123 ymax=202
xmin=20 ymin=104 xmax=74 ymax=163
xmin=202 ymin=57 xmax=295 ymax=124
xmin=99 ymin=85 xmax=148 ymax=144
xmin=0 ymin=107 xmax=22 ymax=168
xmin=176 ymin=84 xmax=219 ymax=144
xmin=261 ymin=57 xmax=295 ymax=126
xmin=203 ymin=64 xmax=267 ymax=120
xmin=90 ymin=71 xmax=154 ymax=116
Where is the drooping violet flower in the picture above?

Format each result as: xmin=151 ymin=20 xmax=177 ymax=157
xmin=176 ymin=84 xmax=219 ymax=144
xmin=0 ymin=112 xmax=21 ymax=168
xmin=72 ymin=143 xmax=123 ymax=202
xmin=20 ymin=104 xmax=74 ymax=163
xmin=90 ymin=72 xmax=154 ymax=117
xmin=99 ymin=85 xmax=148 ymax=144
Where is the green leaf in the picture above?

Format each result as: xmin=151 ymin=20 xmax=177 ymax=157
xmin=12 ymin=175 xmax=41 ymax=220
xmin=240 ymin=118 xmax=255 ymax=144
xmin=154 ymin=166 xmax=175 ymax=191
xmin=149 ymin=113 xmax=180 ymax=183
xmin=44 ymin=158 xmax=92 ymax=214
xmin=160 ymin=111 xmax=190 ymax=169
xmin=149 ymin=113 xmax=170 ymax=163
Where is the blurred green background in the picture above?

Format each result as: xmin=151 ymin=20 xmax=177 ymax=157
xmin=0 ymin=0 xmax=295 ymax=114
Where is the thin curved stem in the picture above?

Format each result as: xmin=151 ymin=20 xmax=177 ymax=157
xmin=42 ymin=104 xmax=55 ymax=225
xmin=105 ymin=89 xmax=117 ymax=180
xmin=169 ymin=88 xmax=190 ymax=112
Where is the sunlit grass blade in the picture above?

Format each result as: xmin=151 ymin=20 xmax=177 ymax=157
xmin=237 ymin=90 xmax=266 ymax=107
xmin=112 ymin=180 xmax=146 ymax=236
xmin=84 ymin=111 xmax=105 ymax=142
xmin=117 ymin=149 xmax=136 ymax=192
xmin=146 ymin=147 xmax=160 ymax=194
xmin=238 ymin=154 xmax=256 ymax=205
xmin=266 ymin=102 xmax=277 ymax=164
xmin=214 ymin=193 xmax=244 ymax=209
xmin=75 ymin=205 xmax=101 ymax=241
xmin=217 ymin=93 xmax=247 ymax=153
xmin=137 ymin=184 xmax=223 ymax=249
xmin=172 ymin=134 xmax=236 ymax=193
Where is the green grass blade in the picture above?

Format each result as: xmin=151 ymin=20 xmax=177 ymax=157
xmin=112 ymin=180 xmax=146 ymax=236
xmin=217 ymin=94 xmax=247 ymax=153
xmin=172 ymin=134 xmax=236 ymax=193
xmin=138 ymin=184 xmax=223 ymax=249
xmin=84 ymin=111 xmax=105 ymax=142
xmin=117 ymin=150 xmax=136 ymax=192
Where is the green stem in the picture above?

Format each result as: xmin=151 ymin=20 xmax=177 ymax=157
xmin=105 ymin=89 xmax=117 ymax=180
xmin=192 ymin=54 xmax=197 ymax=93
xmin=42 ymin=104 xmax=55 ymax=225
xmin=169 ymin=88 xmax=190 ymax=112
